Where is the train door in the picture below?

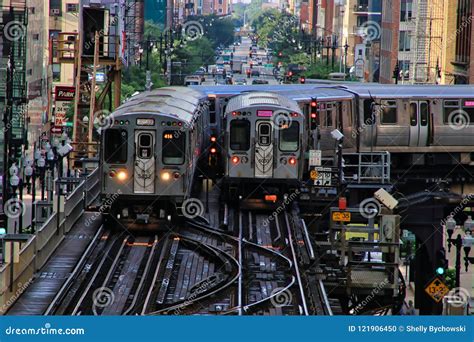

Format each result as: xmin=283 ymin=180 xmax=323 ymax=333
xmin=134 ymin=131 xmax=156 ymax=194
xmin=255 ymin=121 xmax=273 ymax=178
xmin=409 ymin=101 xmax=430 ymax=146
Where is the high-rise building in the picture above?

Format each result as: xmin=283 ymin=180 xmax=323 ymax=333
xmin=451 ymin=0 xmax=473 ymax=84
xmin=380 ymin=0 xmax=445 ymax=84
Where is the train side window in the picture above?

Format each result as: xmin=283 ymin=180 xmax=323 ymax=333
xmin=363 ymin=99 xmax=375 ymax=125
xmin=443 ymin=100 xmax=460 ymax=123
xmin=230 ymin=120 xmax=250 ymax=151
xmin=409 ymin=103 xmax=417 ymax=126
xmin=104 ymin=129 xmax=127 ymax=163
xmin=279 ymin=122 xmax=299 ymax=152
xmin=420 ymin=102 xmax=429 ymax=126
xmin=162 ymin=131 xmax=185 ymax=165
xmin=380 ymin=100 xmax=397 ymax=125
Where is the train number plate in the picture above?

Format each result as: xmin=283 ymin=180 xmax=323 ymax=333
xmin=332 ymin=211 xmax=351 ymax=222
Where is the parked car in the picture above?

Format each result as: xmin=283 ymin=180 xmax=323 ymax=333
xmin=251 ymin=70 xmax=260 ymax=77
xmin=252 ymin=79 xmax=268 ymax=84
xmin=234 ymin=78 xmax=247 ymax=85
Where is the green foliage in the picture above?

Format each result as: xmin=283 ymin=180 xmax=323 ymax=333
xmin=173 ymin=37 xmax=215 ymax=75
xmin=444 ymin=269 xmax=456 ymax=289
xmin=303 ymin=62 xmax=339 ymax=79
xmin=145 ymin=20 xmax=163 ymax=38
xmin=186 ymin=15 xmax=236 ymax=48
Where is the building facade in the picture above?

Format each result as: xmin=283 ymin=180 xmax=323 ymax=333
xmin=451 ymin=0 xmax=473 ymax=84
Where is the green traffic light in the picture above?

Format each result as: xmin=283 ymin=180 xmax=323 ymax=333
xmin=435 ymin=267 xmax=445 ymax=275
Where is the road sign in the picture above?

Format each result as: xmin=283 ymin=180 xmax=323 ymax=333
xmin=310 ymin=170 xmax=318 ymax=180
xmin=309 ymin=150 xmax=322 ymax=167
xmin=332 ymin=211 xmax=351 ymax=222
xmin=314 ymin=167 xmax=332 ymax=186
xmin=51 ymin=126 xmax=63 ymax=135
xmin=425 ymin=277 xmax=450 ymax=302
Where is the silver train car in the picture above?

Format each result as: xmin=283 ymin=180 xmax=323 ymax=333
xmin=346 ymin=85 xmax=474 ymax=165
xmin=100 ymin=87 xmax=210 ymax=228
xmin=222 ymin=92 xmax=306 ymax=201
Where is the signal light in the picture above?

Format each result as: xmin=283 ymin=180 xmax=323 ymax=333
xmin=435 ymin=248 xmax=448 ymax=276
xmin=300 ymin=77 xmax=306 ymax=84
xmin=232 ymin=156 xmax=240 ymax=165
xmin=265 ymin=195 xmax=278 ymax=203
xmin=210 ymin=136 xmax=217 ymax=142
xmin=310 ymin=98 xmax=318 ymax=130
xmin=210 ymin=147 xmax=217 ymax=154
xmin=288 ymin=71 xmax=293 ymax=77
xmin=278 ymin=52 xmax=282 ymax=57
xmin=288 ymin=157 xmax=297 ymax=166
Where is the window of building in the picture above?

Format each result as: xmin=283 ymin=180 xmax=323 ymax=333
xmin=356 ymin=16 xmax=368 ymax=27
xmin=66 ymin=3 xmax=78 ymax=12
xmin=218 ymin=0 xmax=223 ymax=4
xmin=52 ymin=64 xmax=61 ymax=82
xmin=380 ymin=101 xmax=397 ymax=124
xmin=218 ymin=8 xmax=223 ymax=13
xmin=400 ymin=0 xmax=413 ymax=22
xmin=399 ymin=31 xmax=411 ymax=51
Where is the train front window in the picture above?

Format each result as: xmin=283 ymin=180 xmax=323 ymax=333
xmin=380 ymin=101 xmax=397 ymax=125
xmin=104 ymin=129 xmax=127 ymax=163
xmin=280 ymin=123 xmax=299 ymax=152
xmin=230 ymin=120 xmax=250 ymax=151
xmin=137 ymin=133 xmax=153 ymax=159
xmin=162 ymin=131 xmax=185 ymax=165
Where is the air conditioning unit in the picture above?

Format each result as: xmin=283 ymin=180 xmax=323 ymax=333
xmin=50 ymin=8 xmax=60 ymax=16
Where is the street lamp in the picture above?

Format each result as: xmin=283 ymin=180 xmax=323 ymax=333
xmin=445 ymin=215 xmax=474 ymax=289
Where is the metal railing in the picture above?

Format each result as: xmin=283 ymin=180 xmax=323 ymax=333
xmin=0 ymin=168 xmax=100 ymax=314
xmin=344 ymin=152 xmax=391 ymax=184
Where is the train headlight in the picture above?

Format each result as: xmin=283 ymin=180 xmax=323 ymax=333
xmin=241 ymin=156 xmax=249 ymax=164
xmin=161 ymin=172 xmax=171 ymax=181
xmin=109 ymin=170 xmax=117 ymax=178
xmin=117 ymin=170 xmax=128 ymax=181
xmin=232 ymin=156 xmax=240 ymax=165
xmin=280 ymin=157 xmax=287 ymax=165
xmin=288 ymin=157 xmax=297 ymax=166
xmin=173 ymin=172 xmax=180 ymax=180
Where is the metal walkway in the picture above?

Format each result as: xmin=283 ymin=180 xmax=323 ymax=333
xmin=6 ymin=213 xmax=101 ymax=315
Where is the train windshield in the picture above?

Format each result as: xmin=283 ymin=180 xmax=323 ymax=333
xmin=230 ymin=120 xmax=250 ymax=150
xmin=162 ymin=131 xmax=185 ymax=165
xmin=279 ymin=123 xmax=299 ymax=152
xmin=104 ymin=129 xmax=127 ymax=163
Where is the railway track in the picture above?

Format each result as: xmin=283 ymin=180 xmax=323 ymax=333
xmin=47 ymin=231 xmax=163 ymax=315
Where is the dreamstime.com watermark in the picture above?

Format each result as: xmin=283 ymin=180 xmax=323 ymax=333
xmin=85 ymin=190 xmax=122 ymax=227
xmin=173 ymin=277 xmax=215 ymax=315
xmin=0 ymin=278 xmax=34 ymax=314
xmin=263 ymin=190 xmax=300 ymax=226
xmin=352 ymin=278 xmax=389 ymax=314
xmin=440 ymin=194 xmax=474 ymax=227
xmin=4 ymin=323 xmax=85 ymax=336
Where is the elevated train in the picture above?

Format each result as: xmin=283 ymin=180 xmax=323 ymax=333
xmin=99 ymin=87 xmax=210 ymax=228
xmin=99 ymin=83 xmax=474 ymax=226
xmin=222 ymin=92 xmax=305 ymax=200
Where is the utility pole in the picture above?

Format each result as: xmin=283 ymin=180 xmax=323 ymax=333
xmin=88 ymin=31 xmax=100 ymax=159
xmin=2 ymin=53 xmax=14 ymax=232
xmin=146 ymin=35 xmax=152 ymax=91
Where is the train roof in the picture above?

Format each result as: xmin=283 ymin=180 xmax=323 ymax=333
xmin=225 ymin=91 xmax=302 ymax=114
xmin=191 ymin=84 xmax=323 ymax=96
xmin=342 ymin=84 xmax=474 ymax=98
xmin=280 ymin=87 xmax=355 ymax=102
xmin=113 ymin=87 xmax=206 ymax=123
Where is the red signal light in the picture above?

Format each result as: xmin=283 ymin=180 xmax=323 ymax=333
xmin=311 ymin=113 xmax=317 ymax=119
xmin=210 ymin=136 xmax=217 ymax=142
xmin=210 ymin=148 xmax=217 ymax=154
xmin=311 ymin=101 xmax=317 ymax=107
xmin=289 ymin=157 xmax=297 ymax=165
